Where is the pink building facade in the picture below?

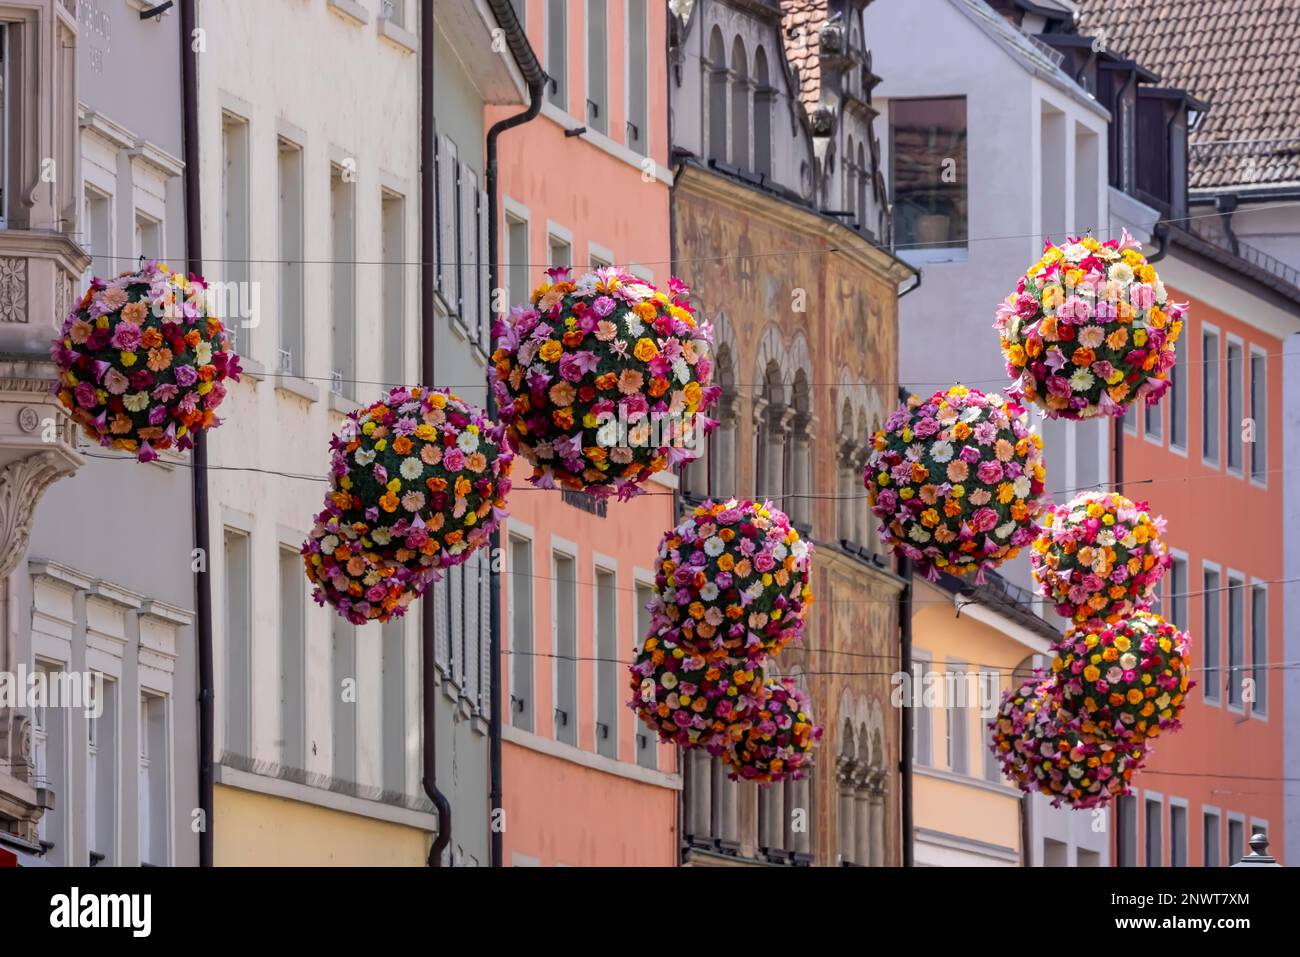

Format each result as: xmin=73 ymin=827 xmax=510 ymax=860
xmin=491 ymin=0 xmax=681 ymax=867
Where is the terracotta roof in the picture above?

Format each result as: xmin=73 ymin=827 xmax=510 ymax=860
xmin=781 ymin=0 xmax=830 ymax=115
xmin=1075 ymin=0 xmax=1300 ymax=191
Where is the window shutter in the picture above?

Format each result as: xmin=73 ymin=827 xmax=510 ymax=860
xmin=464 ymin=554 xmax=481 ymax=705
xmin=433 ymin=575 xmax=450 ymax=670
xmin=449 ymin=563 xmax=464 ymax=686
xmin=436 ymin=136 xmax=459 ymax=307
xmin=479 ymin=551 xmax=492 ymax=715
xmin=458 ymin=163 xmax=479 ymax=333
xmin=478 ymin=187 xmax=491 ymax=353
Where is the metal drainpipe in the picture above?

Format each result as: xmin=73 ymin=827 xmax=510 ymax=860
xmin=486 ymin=79 xmax=546 ymax=869
xmin=179 ymin=0 xmax=214 ymax=869
xmin=898 ymin=554 xmax=913 ymax=867
xmin=420 ymin=0 xmax=452 ymax=868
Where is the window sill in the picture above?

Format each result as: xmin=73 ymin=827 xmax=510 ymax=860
xmin=328 ymin=392 xmax=362 ymax=417
xmin=898 ymin=246 xmax=969 ymax=267
xmin=238 ymin=355 xmax=266 ymax=384
xmin=214 ymin=763 xmax=437 ymax=832
xmin=327 ymin=0 xmax=369 ymax=27
xmin=378 ymin=17 xmax=417 ymax=53
xmin=273 ymin=374 xmax=321 ymax=405
xmin=503 ymin=725 xmax=682 ymax=790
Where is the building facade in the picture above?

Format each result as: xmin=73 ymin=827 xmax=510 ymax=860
xmin=494 ymin=0 xmax=682 ymax=868
xmin=1 ymin=0 xmax=199 ymax=868
xmin=669 ymin=0 xmax=914 ymax=867
xmin=198 ymin=0 xmax=529 ymax=866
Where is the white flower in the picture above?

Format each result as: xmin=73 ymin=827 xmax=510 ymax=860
xmin=1061 ymin=242 xmax=1090 ymax=263
xmin=574 ymin=273 xmax=600 ymax=296
xmin=961 ymin=405 xmax=982 ymax=423
xmin=1120 ymin=653 xmax=1137 ymax=671
xmin=1119 ymin=532 xmax=1138 ymax=549
xmin=625 ymin=314 xmax=645 ymax=337
xmin=123 ymin=390 xmax=151 ymax=412
xmin=673 ymin=356 xmax=691 ymax=384
xmin=1069 ymin=368 xmax=1095 ymax=392
xmin=400 ymin=457 xmax=424 ymax=480
xmin=930 ymin=441 xmax=954 ymax=464
xmin=700 ymin=583 xmax=719 ymax=601
xmin=456 ymin=430 xmax=480 ymax=453
xmin=791 ymin=539 xmax=809 ymax=561
xmin=371 ymin=527 xmax=392 ymax=545
xmin=622 ymin=282 xmax=655 ymax=302
xmin=994 ymin=520 xmax=1017 ymax=540
xmin=703 ymin=535 xmax=725 ymax=557
xmin=1109 ymin=262 xmax=1134 ymax=284
xmin=1013 ymin=475 xmax=1031 ymax=499
xmin=772 ymin=543 xmax=788 ymax=562
xmin=908 ymin=525 xmax=931 ymax=544
xmin=660 ymin=671 xmax=678 ymax=690
xmin=1096 ymin=530 xmax=1116 ymax=547
xmin=194 ymin=341 xmax=213 ymax=365
xmin=1154 ymin=279 xmax=1167 ymax=301
xmin=355 ymin=449 xmax=376 ymax=466
xmin=321 ymin=535 xmax=339 ymax=553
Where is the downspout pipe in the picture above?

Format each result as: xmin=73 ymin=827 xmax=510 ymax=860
xmin=179 ymin=0 xmax=214 ymax=869
xmin=899 ymin=554 xmax=913 ymax=867
xmin=484 ymin=0 xmax=547 ymax=870
xmin=420 ymin=0 xmax=452 ymax=868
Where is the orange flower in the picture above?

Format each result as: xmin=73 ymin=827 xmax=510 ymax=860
xmin=1071 ymin=347 xmax=1096 ymax=367
xmin=393 ymin=435 xmax=413 ymax=455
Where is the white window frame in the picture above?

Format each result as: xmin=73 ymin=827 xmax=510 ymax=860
xmin=1201 ymin=321 xmax=1222 ymax=469
xmin=587 ymin=239 xmax=615 ymax=271
xmin=912 ymin=648 xmax=933 ymax=767
xmin=1226 ymin=811 xmax=1247 ymax=865
xmin=1249 ymin=577 xmax=1268 ymax=722
xmin=631 ymin=566 xmax=658 ymax=770
xmin=1163 ymin=546 xmax=1189 ymax=626
xmin=550 ymin=534 xmax=580 ymax=745
xmin=623 ymin=0 xmax=649 ymax=154
xmin=1224 ymin=568 xmax=1246 ymax=715
xmin=1201 ymin=558 xmax=1222 ymax=707
xmin=1168 ymin=796 xmax=1189 ymax=867
xmin=546 ymin=219 xmax=574 ymax=269
xmin=584 ymin=0 xmax=609 ymax=135
xmin=1143 ymin=790 xmax=1164 ymax=867
xmin=1167 ymin=334 xmax=1188 ymax=457
xmin=1224 ymin=332 xmax=1245 ymax=477
xmin=1201 ymin=804 xmax=1221 ymax=868
xmin=1247 ymin=343 xmax=1268 ymax=488
xmin=502 ymin=194 xmax=532 ymax=309
xmin=544 ymin=0 xmax=568 ymax=113
xmin=591 ymin=552 xmax=620 ymax=761
xmin=507 ymin=521 xmax=536 ymax=733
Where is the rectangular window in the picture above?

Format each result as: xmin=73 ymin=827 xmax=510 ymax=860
xmin=449 ymin=563 xmax=464 ymax=687
xmin=224 ymin=528 xmax=252 ymax=758
xmin=381 ymin=191 xmax=405 ymax=388
xmin=554 ymin=551 xmax=578 ymax=746
xmin=945 ymin=666 xmax=967 ymax=775
xmin=1169 ymin=340 xmax=1187 ymax=450
xmin=626 ymin=0 xmax=648 ymax=153
xmin=1040 ymin=104 xmax=1066 ymax=243
xmin=33 ymin=662 xmax=66 ymax=862
xmin=547 ymin=0 xmax=568 ymax=110
xmin=85 ymin=186 xmax=113 ymax=287
xmin=381 ymin=620 xmax=406 ymax=796
xmin=1202 ymin=567 xmax=1221 ymax=704
xmin=277 ymin=137 xmax=305 ymax=376
xmin=1203 ymin=810 xmax=1220 ymax=867
xmin=457 ymin=163 xmax=480 ymax=340
xmin=1168 ymin=555 xmax=1187 ymax=634
xmin=1170 ymin=804 xmax=1188 ymax=866
xmin=586 ymin=0 xmax=608 ymax=134
xmin=332 ymin=619 xmax=357 ymax=785
xmin=1144 ymin=797 xmax=1163 ymax=866
xmin=913 ymin=658 xmax=932 ymax=767
xmin=1226 ymin=340 xmax=1243 ymax=471
xmin=1228 ymin=817 xmax=1244 ymax=864
xmin=1249 ymin=349 xmax=1266 ymax=481
xmin=983 ymin=672 xmax=1002 ymax=782
xmin=594 ymin=566 xmax=618 ymax=759
xmin=1202 ymin=328 xmax=1220 ymax=465
xmin=509 ymin=536 xmax=535 ymax=731
xmin=134 ymin=211 xmax=161 ymax=262
xmin=464 ymin=552 xmax=482 ymax=705
xmin=279 ymin=546 xmax=306 ymax=770
xmin=506 ymin=212 xmax=530 ymax=307
xmin=634 ymin=580 xmax=656 ymax=769
xmin=331 ymin=164 xmax=356 ymax=398
xmin=1251 ymin=584 xmax=1267 ymax=717
xmin=435 ymin=134 xmax=459 ymax=308
xmin=1144 ymin=391 xmax=1162 ymax=443
xmin=381 ymin=0 xmax=406 ymax=28
xmin=221 ymin=113 xmax=252 ymax=356
xmin=1118 ymin=794 xmax=1138 ymax=866
xmin=87 ymin=679 xmax=117 ymax=865
xmin=548 ymin=233 xmax=572 ymax=268
xmin=1227 ymin=575 xmax=1244 ymax=708
xmin=890 ymin=97 xmax=968 ymax=252
xmin=139 ymin=692 xmax=169 ymax=866
xmin=1124 ymin=398 xmax=1137 ymax=436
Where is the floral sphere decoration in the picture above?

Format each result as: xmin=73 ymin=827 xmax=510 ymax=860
xmin=490 ymin=266 xmax=719 ymax=498
xmin=865 ymin=385 xmax=1046 ymax=582
xmin=51 ymin=261 xmax=241 ymax=462
xmin=303 ymin=387 xmax=512 ymax=623
xmin=989 ymin=677 xmax=1146 ymax=810
xmin=628 ymin=630 xmax=766 ymax=751
xmin=1031 ymin=491 xmax=1171 ymax=625
xmin=723 ymin=677 xmax=822 ymax=784
xmin=994 ymin=230 xmax=1186 ymax=419
xmin=301 ymin=508 xmax=437 ymax=625
xmin=1052 ymin=612 xmax=1192 ymax=743
xmin=649 ymin=498 xmax=814 ymax=665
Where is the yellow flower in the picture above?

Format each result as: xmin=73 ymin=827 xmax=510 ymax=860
xmin=120 ymin=351 xmax=138 ymax=367
xmin=633 ymin=338 xmax=659 ymax=362
xmin=539 ymin=340 xmax=563 ymax=363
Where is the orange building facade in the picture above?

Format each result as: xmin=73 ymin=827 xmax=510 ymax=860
xmin=1113 ymin=247 xmax=1298 ymax=866
xmin=490 ymin=0 xmax=681 ymax=867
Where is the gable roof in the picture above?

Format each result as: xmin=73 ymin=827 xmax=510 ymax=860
xmin=1075 ymin=0 xmax=1300 ymax=192
xmin=780 ymin=0 xmax=831 ymax=116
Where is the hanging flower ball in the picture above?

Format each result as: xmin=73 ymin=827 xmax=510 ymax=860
xmin=865 ymin=386 xmax=1046 ymax=582
xmin=994 ymin=230 xmax=1187 ymax=420
xmin=490 ymin=266 xmax=719 ymax=498
xmin=628 ymin=630 xmax=765 ymax=751
xmin=1031 ymin=491 xmax=1171 ymax=625
xmin=722 ymin=677 xmax=822 ymax=784
xmin=301 ymin=508 xmax=436 ymax=625
xmin=649 ymin=499 xmax=814 ymax=665
xmin=1052 ymin=613 xmax=1192 ymax=743
xmin=51 ymin=261 xmax=241 ymax=462
xmin=324 ymin=386 xmax=512 ymax=572
xmin=989 ymin=677 xmax=1147 ymax=810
